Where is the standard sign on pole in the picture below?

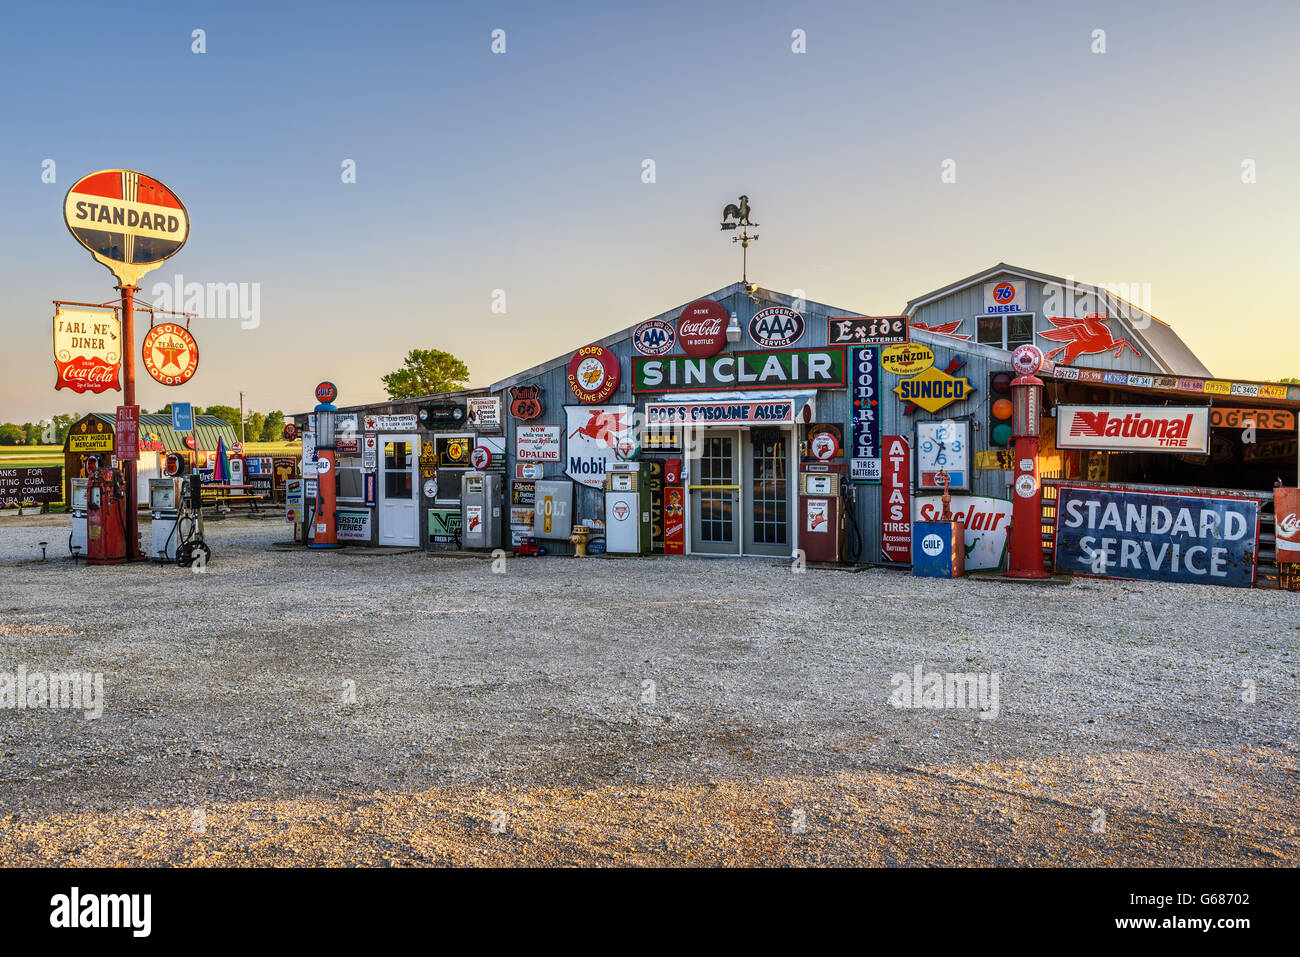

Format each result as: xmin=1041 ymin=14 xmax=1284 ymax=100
xmin=64 ymin=170 xmax=190 ymax=286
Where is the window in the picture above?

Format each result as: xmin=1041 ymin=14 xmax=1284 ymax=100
xmin=383 ymin=441 xmax=414 ymax=499
xmin=337 ymin=455 xmax=363 ymax=503
xmin=977 ymin=313 xmax=1034 ymax=351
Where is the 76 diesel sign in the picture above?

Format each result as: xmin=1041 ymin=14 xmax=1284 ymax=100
xmin=1056 ymin=405 xmax=1208 ymax=453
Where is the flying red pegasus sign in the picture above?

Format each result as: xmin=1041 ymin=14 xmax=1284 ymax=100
xmin=1041 ymin=313 xmax=1140 ymax=365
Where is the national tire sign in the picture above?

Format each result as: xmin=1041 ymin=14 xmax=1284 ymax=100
xmin=64 ymin=170 xmax=190 ymax=285
xmin=1056 ymin=405 xmax=1209 ymax=453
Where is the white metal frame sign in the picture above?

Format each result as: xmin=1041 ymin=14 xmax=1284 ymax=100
xmin=1056 ymin=405 xmax=1209 ymax=453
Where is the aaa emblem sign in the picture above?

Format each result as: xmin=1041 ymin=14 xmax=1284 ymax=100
xmin=142 ymin=322 xmax=199 ymax=386
xmin=64 ymin=170 xmax=190 ymax=285
xmin=53 ymin=305 xmax=121 ymax=393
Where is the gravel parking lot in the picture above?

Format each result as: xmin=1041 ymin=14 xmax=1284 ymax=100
xmin=0 ymin=514 xmax=1296 ymax=866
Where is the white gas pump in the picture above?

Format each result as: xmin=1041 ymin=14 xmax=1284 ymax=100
xmin=69 ymin=478 xmax=88 ymax=557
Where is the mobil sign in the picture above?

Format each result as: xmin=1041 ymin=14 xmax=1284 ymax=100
xmin=1056 ymin=405 xmax=1209 ymax=453
xmin=1055 ymin=486 xmax=1259 ymax=588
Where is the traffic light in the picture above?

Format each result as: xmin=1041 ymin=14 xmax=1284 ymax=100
xmin=988 ymin=371 xmax=1014 ymax=447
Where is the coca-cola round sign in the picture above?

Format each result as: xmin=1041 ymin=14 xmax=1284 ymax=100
xmin=677 ymin=299 xmax=728 ymax=358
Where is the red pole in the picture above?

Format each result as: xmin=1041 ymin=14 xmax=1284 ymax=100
xmin=117 ymin=284 xmax=141 ymax=558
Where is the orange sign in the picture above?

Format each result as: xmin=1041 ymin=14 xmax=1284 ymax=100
xmin=142 ymin=322 xmax=199 ymax=386
xmin=1209 ymin=407 xmax=1295 ymax=431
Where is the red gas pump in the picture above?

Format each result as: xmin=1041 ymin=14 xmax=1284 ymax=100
xmin=85 ymin=468 xmax=129 ymax=565
xmin=798 ymin=462 xmax=846 ymax=563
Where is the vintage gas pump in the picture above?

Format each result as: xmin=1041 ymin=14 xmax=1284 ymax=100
xmin=798 ymin=462 xmax=846 ymax=563
xmin=149 ymin=477 xmax=183 ymax=561
xmin=310 ymin=382 xmax=341 ymax=549
xmin=604 ymin=462 xmax=651 ymax=554
xmin=85 ymin=468 xmax=130 ymax=565
xmin=69 ymin=478 xmax=89 ymax=557
xmin=461 ymin=471 xmax=503 ymax=550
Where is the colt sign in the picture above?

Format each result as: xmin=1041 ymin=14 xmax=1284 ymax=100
xmin=64 ymin=169 xmax=190 ymax=285
xmin=1056 ymin=405 xmax=1209 ymax=453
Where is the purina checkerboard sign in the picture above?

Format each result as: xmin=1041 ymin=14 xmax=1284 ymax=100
xmin=64 ymin=170 xmax=190 ymax=285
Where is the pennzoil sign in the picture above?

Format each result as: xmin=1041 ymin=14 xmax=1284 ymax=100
xmin=1056 ymin=405 xmax=1208 ymax=453
xmin=64 ymin=170 xmax=189 ymax=285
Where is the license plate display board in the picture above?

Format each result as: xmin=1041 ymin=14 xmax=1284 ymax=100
xmin=1054 ymin=485 xmax=1259 ymax=588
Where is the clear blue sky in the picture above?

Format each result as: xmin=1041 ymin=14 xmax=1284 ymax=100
xmin=2 ymin=0 xmax=1297 ymax=423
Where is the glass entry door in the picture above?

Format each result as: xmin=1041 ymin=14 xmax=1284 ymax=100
xmin=378 ymin=434 xmax=419 ymax=546
xmin=742 ymin=429 xmax=791 ymax=557
xmin=689 ymin=430 xmax=741 ymax=555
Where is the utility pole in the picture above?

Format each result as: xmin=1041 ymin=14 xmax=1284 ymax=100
xmin=239 ymin=391 xmax=245 ymax=446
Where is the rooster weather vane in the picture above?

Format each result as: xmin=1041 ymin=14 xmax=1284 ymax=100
xmin=720 ymin=195 xmax=760 ymax=301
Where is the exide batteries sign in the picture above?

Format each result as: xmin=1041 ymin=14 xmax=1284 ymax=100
xmin=1056 ymin=405 xmax=1208 ymax=453
xmin=1055 ymin=486 xmax=1259 ymax=588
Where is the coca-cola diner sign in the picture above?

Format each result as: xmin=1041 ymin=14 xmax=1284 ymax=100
xmin=676 ymin=298 xmax=729 ymax=358
xmin=53 ymin=305 xmax=121 ymax=394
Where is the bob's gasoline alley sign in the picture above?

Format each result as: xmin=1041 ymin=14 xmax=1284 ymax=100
xmin=1054 ymin=485 xmax=1259 ymax=588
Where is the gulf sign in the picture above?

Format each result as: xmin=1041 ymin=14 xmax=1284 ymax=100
xmin=1056 ymin=405 xmax=1208 ymax=453
xmin=1055 ymin=485 xmax=1259 ymax=588
xmin=982 ymin=279 xmax=1025 ymax=314
xmin=64 ymin=170 xmax=189 ymax=284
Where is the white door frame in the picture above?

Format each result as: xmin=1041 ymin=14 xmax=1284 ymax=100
xmin=378 ymin=433 xmax=419 ymax=546
xmin=685 ymin=428 xmax=742 ymax=556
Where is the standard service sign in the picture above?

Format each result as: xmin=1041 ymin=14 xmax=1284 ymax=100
xmin=64 ymin=169 xmax=190 ymax=285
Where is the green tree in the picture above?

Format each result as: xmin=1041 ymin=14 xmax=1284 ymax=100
xmin=1281 ymin=377 xmax=1299 ymax=384
xmin=244 ymin=411 xmax=266 ymax=442
xmin=261 ymin=410 xmax=285 ymax=442
xmin=381 ymin=349 xmax=470 ymax=399
xmin=0 ymin=423 xmax=24 ymax=444
xmin=202 ymin=404 xmax=242 ymax=431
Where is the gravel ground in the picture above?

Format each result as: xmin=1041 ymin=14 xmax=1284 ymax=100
xmin=0 ymin=514 xmax=1296 ymax=866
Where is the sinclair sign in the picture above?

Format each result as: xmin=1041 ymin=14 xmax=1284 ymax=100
xmin=64 ymin=169 xmax=190 ymax=285
xmin=1056 ymin=405 xmax=1209 ymax=453
xmin=633 ymin=348 xmax=845 ymax=393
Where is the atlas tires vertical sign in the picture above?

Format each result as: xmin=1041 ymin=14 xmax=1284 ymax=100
xmin=881 ymin=435 xmax=911 ymax=563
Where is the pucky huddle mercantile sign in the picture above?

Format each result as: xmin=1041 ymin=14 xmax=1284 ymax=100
xmin=632 ymin=347 xmax=845 ymax=393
